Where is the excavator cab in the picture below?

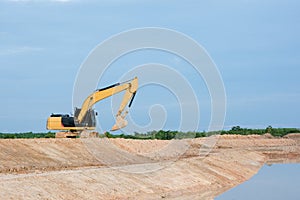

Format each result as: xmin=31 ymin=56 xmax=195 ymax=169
xmin=74 ymin=108 xmax=96 ymax=127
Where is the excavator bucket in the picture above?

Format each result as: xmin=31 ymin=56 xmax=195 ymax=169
xmin=111 ymin=115 xmax=128 ymax=131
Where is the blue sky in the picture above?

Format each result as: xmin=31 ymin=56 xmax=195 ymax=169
xmin=0 ymin=0 xmax=299 ymax=132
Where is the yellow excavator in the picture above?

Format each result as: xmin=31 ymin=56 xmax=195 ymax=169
xmin=46 ymin=77 xmax=138 ymax=138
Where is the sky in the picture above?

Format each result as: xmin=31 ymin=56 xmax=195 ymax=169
xmin=0 ymin=0 xmax=300 ymax=132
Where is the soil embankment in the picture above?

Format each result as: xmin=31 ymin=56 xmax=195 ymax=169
xmin=0 ymin=134 xmax=299 ymax=199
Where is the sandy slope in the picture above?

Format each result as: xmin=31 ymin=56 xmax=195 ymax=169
xmin=0 ymin=135 xmax=299 ymax=199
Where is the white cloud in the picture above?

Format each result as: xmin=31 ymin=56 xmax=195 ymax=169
xmin=0 ymin=46 xmax=43 ymax=56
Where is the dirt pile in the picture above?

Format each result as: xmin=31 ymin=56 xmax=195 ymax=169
xmin=0 ymin=134 xmax=299 ymax=199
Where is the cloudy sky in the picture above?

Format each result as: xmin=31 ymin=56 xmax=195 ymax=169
xmin=0 ymin=0 xmax=299 ymax=132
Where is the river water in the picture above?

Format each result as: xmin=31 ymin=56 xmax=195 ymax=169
xmin=216 ymin=163 xmax=300 ymax=200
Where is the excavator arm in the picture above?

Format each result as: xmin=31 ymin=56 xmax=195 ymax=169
xmin=76 ymin=77 xmax=138 ymax=131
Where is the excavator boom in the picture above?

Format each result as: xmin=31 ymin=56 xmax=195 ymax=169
xmin=77 ymin=77 xmax=138 ymax=124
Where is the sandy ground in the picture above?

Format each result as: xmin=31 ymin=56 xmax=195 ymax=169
xmin=0 ymin=134 xmax=299 ymax=199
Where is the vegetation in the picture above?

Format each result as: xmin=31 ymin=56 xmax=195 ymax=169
xmin=0 ymin=132 xmax=55 ymax=139
xmin=220 ymin=126 xmax=299 ymax=137
xmin=104 ymin=126 xmax=300 ymax=140
xmin=0 ymin=126 xmax=299 ymax=139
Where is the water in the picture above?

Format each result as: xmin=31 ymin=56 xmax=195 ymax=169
xmin=216 ymin=164 xmax=300 ymax=200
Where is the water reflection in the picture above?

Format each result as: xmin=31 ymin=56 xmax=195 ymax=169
xmin=216 ymin=164 xmax=300 ymax=200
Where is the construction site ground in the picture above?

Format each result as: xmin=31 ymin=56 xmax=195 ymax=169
xmin=1 ymin=134 xmax=299 ymax=199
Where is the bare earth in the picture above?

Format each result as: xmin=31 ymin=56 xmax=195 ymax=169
xmin=0 ymin=134 xmax=299 ymax=199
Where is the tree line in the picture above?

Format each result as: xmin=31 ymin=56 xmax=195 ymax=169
xmin=105 ymin=126 xmax=299 ymax=140
xmin=0 ymin=126 xmax=299 ymax=139
xmin=0 ymin=132 xmax=55 ymax=139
